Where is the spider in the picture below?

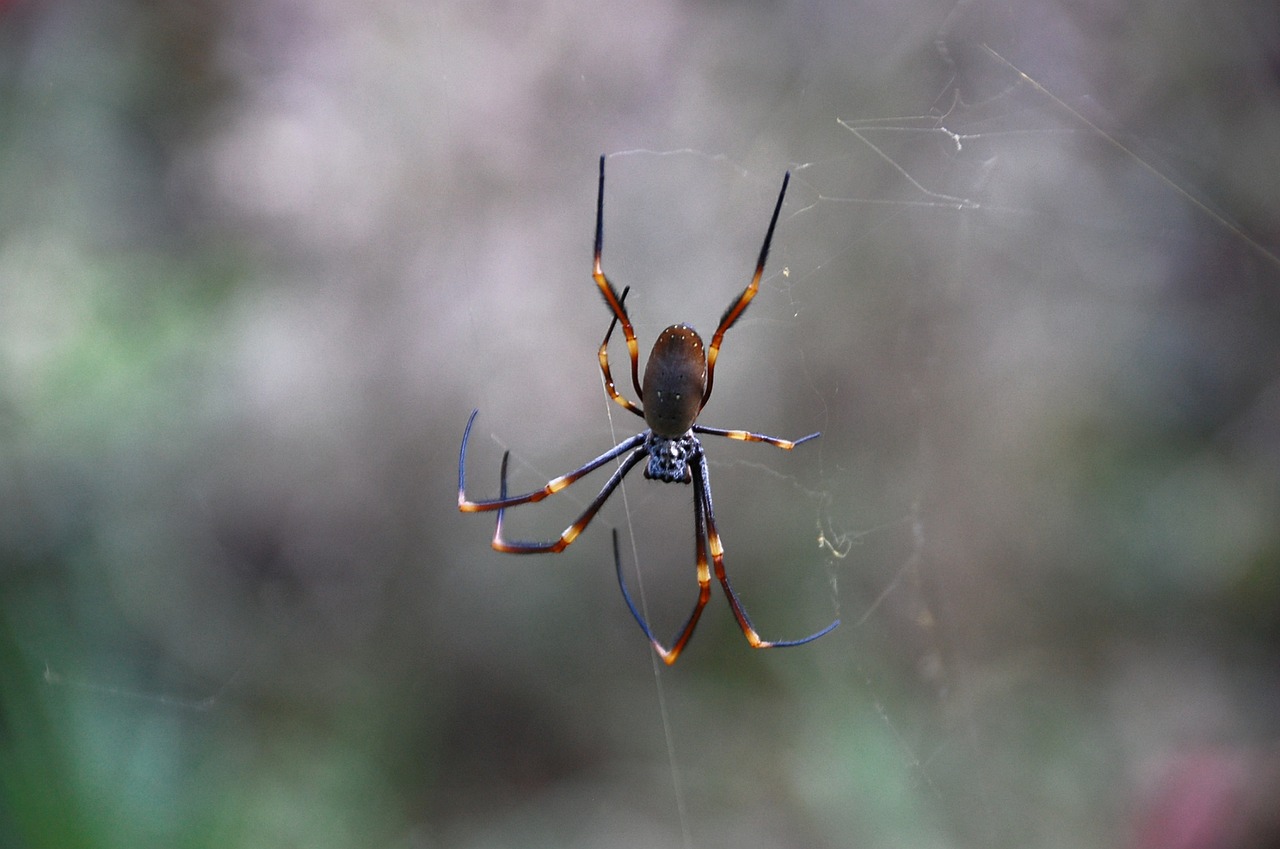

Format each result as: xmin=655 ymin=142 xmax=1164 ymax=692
xmin=458 ymin=155 xmax=839 ymax=665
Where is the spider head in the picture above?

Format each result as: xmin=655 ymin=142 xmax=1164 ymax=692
xmin=643 ymin=432 xmax=698 ymax=483
xmin=642 ymin=324 xmax=708 ymax=437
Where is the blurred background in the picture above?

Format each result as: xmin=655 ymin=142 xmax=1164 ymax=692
xmin=2 ymin=0 xmax=1278 ymax=847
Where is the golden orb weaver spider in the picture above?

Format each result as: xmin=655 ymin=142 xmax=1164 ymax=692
xmin=458 ymin=155 xmax=839 ymax=665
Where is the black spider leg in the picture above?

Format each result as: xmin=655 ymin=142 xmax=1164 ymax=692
xmin=698 ymin=450 xmax=840 ymax=648
xmin=598 ymin=286 xmax=645 ymax=419
xmin=693 ymin=423 xmax=820 ymax=450
xmin=702 ymin=170 xmax=790 ymax=407
xmin=492 ymin=443 xmax=648 ymax=554
xmin=611 ymin=442 xmax=713 ymax=665
xmin=458 ymin=410 xmax=645 ymax=512
xmin=593 ymin=155 xmax=643 ymax=403
xmin=613 ymin=442 xmax=839 ymax=665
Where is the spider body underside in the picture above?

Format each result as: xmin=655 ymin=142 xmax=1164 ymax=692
xmin=457 ymin=155 xmax=839 ymax=665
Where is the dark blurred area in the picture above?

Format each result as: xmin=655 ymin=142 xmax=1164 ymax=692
xmin=2 ymin=0 xmax=1278 ymax=847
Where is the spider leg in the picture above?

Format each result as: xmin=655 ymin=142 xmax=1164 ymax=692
xmin=611 ymin=469 xmax=714 ymax=666
xmin=493 ymin=445 xmax=646 ymax=553
xmin=458 ymin=410 xmax=644 ymax=511
xmin=695 ymin=453 xmax=840 ymax=649
xmin=598 ymin=285 xmax=645 ymax=418
xmin=693 ymin=424 xmax=820 ymax=450
xmin=593 ymin=155 xmax=644 ymax=402
xmin=702 ymin=171 xmax=790 ymax=407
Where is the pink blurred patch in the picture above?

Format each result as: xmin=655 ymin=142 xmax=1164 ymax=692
xmin=1132 ymin=746 xmax=1280 ymax=849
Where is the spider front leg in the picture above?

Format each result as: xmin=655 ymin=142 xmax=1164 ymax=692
xmin=694 ymin=453 xmax=840 ymax=650
xmin=612 ymin=470 xmax=714 ymax=666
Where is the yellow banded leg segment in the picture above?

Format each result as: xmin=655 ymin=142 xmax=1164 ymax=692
xmin=597 ymin=292 xmax=644 ymax=417
xmin=650 ymin=476 xmax=717 ymax=666
xmin=457 ymin=412 xmax=646 ymax=513
xmin=491 ymin=447 xmax=647 ymax=555
xmin=694 ymin=425 xmax=821 ymax=451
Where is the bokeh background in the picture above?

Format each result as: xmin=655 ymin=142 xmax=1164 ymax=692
xmin=2 ymin=1 xmax=1278 ymax=847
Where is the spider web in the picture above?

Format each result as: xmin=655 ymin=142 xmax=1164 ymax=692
xmin=582 ymin=43 xmax=1279 ymax=848
xmin=13 ymin=4 xmax=1277 ymax=848
xmin=32 ymin=44 xmax=1268 ymax=848
xmin=598 ymin=142 xmax=931 ymax=848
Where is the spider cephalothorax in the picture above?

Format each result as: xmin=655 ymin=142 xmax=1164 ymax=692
xmin=458 ymin=155 xmax=838 ymax=664
xmin=644 ymin=431 xmax=699 ymax=483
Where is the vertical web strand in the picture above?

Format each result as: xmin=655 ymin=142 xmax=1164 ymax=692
xmin=601 ymin=379 xmax=693 ymax=849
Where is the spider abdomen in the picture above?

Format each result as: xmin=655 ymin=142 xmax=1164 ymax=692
xmin=642 ymin=324 xmax=707 ymax=437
